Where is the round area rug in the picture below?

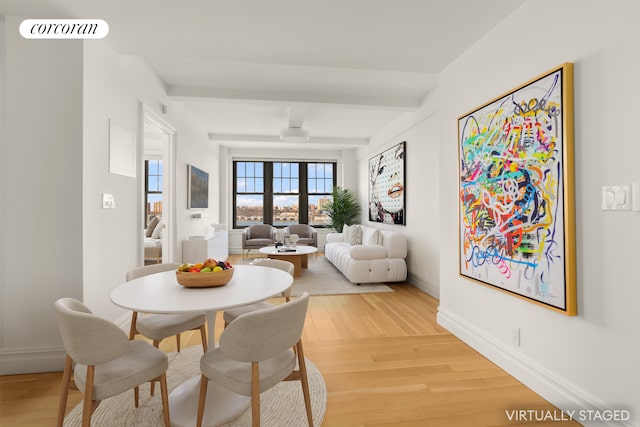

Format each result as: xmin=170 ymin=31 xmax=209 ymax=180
xmin=63 ymin=346 xmax=326 ymax=426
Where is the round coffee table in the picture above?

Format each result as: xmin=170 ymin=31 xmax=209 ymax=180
xmin=259 ymin=245 xmax=318 ymax=276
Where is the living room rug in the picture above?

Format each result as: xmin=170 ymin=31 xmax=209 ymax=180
xmin=63 ymin=346 xmax=326 ymax=427
xmin=240 ymin=256 xmax=394 ymax=296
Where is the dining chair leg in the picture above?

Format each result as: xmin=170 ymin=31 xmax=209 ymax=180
xmin=199 ymin=325 xmax=208 ymax=353
xmin=81 ymin=365 xmax=95 ymax=427
xmin=196 ymin=375 xmax=209 ymax=427
xmin=296 ymin=342 xmax=313 ymax=427
xmin=176 ymin=333 xmax=181 ymax=352
xmin=159 ymin=373 xmax=171 ymax=427
xmin=251 ymin=362 xmax=260 ymax=427
xmin=150 ymin=340 xmax=161 ymax=396
xmin=128 ymin=312 xmax=138 ymax=340
xmin=56 ymin=355 xmax=73 ymax=427
xmin=134 ymin=386 xmax=139 ymax=407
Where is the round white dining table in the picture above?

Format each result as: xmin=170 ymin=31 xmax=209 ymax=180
xmin=110 ymin=265 xmax=293 ymax=427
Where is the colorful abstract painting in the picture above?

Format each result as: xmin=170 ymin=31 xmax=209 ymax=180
xmin=369 ymin=141 xmax=405 ymax=225
xmin=458 ymin=63 xmax=576 ymax=315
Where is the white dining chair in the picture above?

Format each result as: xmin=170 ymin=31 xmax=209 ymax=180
xmin=127 ymin=263 xmax=208 ymax=396
xmin=197 ymin=293 xmax=312 ymax=427
xmin=54 ymin=298 xmax=170 ymax=427
xmin=126 ymin=263 xmax=208 ymax=354
xmin=222 ymin=258 xmax=295 ymax=327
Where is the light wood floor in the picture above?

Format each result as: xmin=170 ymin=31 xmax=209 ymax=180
xmin=0 ymin=255 xmax=577 ymax=426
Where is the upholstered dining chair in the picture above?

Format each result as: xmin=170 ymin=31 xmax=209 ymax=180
xmin=196 ymin=293 xmax=313 ymax=427
xmin=54 ymin=298 xmax=170 ymax=427
xmin=127 ymin=263 xmax=208 ymax=396
xmin=222 ymin=258 xmax=295 ymax=327
xmin=126 ymin=263 xmax=208 ymax=354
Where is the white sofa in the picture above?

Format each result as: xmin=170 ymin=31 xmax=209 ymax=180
xmin=324 ymin=224 xmax=407 ymax=284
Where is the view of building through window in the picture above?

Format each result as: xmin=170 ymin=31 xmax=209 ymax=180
xmin=146 ymin=160 xmax=162 ymax=226
xmin=235 ymin=194 xmax=264 ymax=226
xmin=273 ymin=162 xmax=299 ymax=226
xmin=308 ymin=195 xmax=332 ymax=226
xmin=307 ymin=162 xmax=334 ymax=226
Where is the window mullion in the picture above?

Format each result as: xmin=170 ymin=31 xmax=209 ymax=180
xmin=264 ymin=162 xmax=273 ymax=225
xmin=300 ymin=164 xmax=308 ymax=224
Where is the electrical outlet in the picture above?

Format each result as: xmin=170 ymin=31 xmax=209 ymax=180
xmin=511 ymin=328 xmax=521 ymax=346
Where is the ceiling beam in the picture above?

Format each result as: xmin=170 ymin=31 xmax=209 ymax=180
xmin=168 ymin=85 xmax=421 ymax=112
xmin=209 ymin=133 xmax=369 ymax=146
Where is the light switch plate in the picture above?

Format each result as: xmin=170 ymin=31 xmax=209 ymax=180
xmin=102 ymin=193 xmax=115 ymax=209
xmin=602 ymin=185 xmax=631 ymax=211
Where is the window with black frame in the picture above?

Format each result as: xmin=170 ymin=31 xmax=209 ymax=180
xmin=306 ymin=162 xmax=334 ymax=226
xmin=234 ymin=161 xmax=265 ymax=227
xmin=145 ymin=160 xmax=162 ymax=226
xmin=233 ymin=161 xmax=336 ymax=228
xmin=273 ymin=162 xmax=299 ymax=226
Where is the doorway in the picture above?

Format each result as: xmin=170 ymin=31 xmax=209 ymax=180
xmin=142 ymin=106 xmax=176 ymax=264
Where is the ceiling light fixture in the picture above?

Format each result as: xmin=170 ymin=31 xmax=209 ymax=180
xmin=280 ymin=127 xmax=310 ymax=143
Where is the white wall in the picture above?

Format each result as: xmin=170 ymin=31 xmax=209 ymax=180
xmin=1 ymin=16 xmax=84 ymax=373
xmin=117 ymin=56 xmax=221 ymax=259
xmin=437 ymin=0 xmax=639 ymax=423
xmin=360 ymin=94 xmax=441 ymax=297
xmin=82 ymin=40 xmax=141 ymax=321
xmin=1 ymin=21 xmax=219 ymax=374
xmin=0 ymin=18 xmax=5 ymax=350
xmin=82 ymin=43 xmax=219 ymax=321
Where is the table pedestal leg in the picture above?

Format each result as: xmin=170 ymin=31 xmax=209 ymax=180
xmin=168 ymin=310 xmax=250 ymax=427
xmin=169 ymin=375 xmax=250 ymax=427
xmin=267 ymin=254 xmax=303 ymax=276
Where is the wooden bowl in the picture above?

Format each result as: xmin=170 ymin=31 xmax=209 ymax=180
xmin=176 ymin=267 xmax=234 ymax=288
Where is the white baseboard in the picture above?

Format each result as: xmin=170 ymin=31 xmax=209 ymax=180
xmin=114 ymin=312 xmax=132 ymax=331
xmin=0 ymin=345 xmax=66 ymax=375
xmin=437 ymin=307 xmax=633 ymax=427
xmin=0 ymin=313 xmax=133 ymax=376
xmin=407 ymin=272 xmax=439 ymax=299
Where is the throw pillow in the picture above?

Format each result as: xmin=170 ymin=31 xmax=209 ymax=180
xmin=151 ymin=219 xmax=163 ymax=239
xmin=350 ymin=225 xmax=363 ymax=245
xmin=342 ymin=224 xmax=352 ymax=243
xmin=368 ymin=229 xmax=383 ymax=245
xmin=145 ymin=216 xmax=159 ymax=237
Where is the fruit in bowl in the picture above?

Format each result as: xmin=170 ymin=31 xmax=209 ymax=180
xmin=177 ymin=258 xmax=233 ymax=273
xmin=176 ymin=259 xmax=234 ymax=287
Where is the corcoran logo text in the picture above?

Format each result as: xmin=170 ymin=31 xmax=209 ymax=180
xmin=19 ymin=19 xmax=109 ymax=39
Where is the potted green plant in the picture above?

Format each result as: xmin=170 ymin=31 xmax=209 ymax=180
xmin=325 ymin=186 xmax=361 ymax=232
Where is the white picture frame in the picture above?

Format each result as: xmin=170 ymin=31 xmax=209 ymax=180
xmin=109 ymin=119 xmax=136 ymax=178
